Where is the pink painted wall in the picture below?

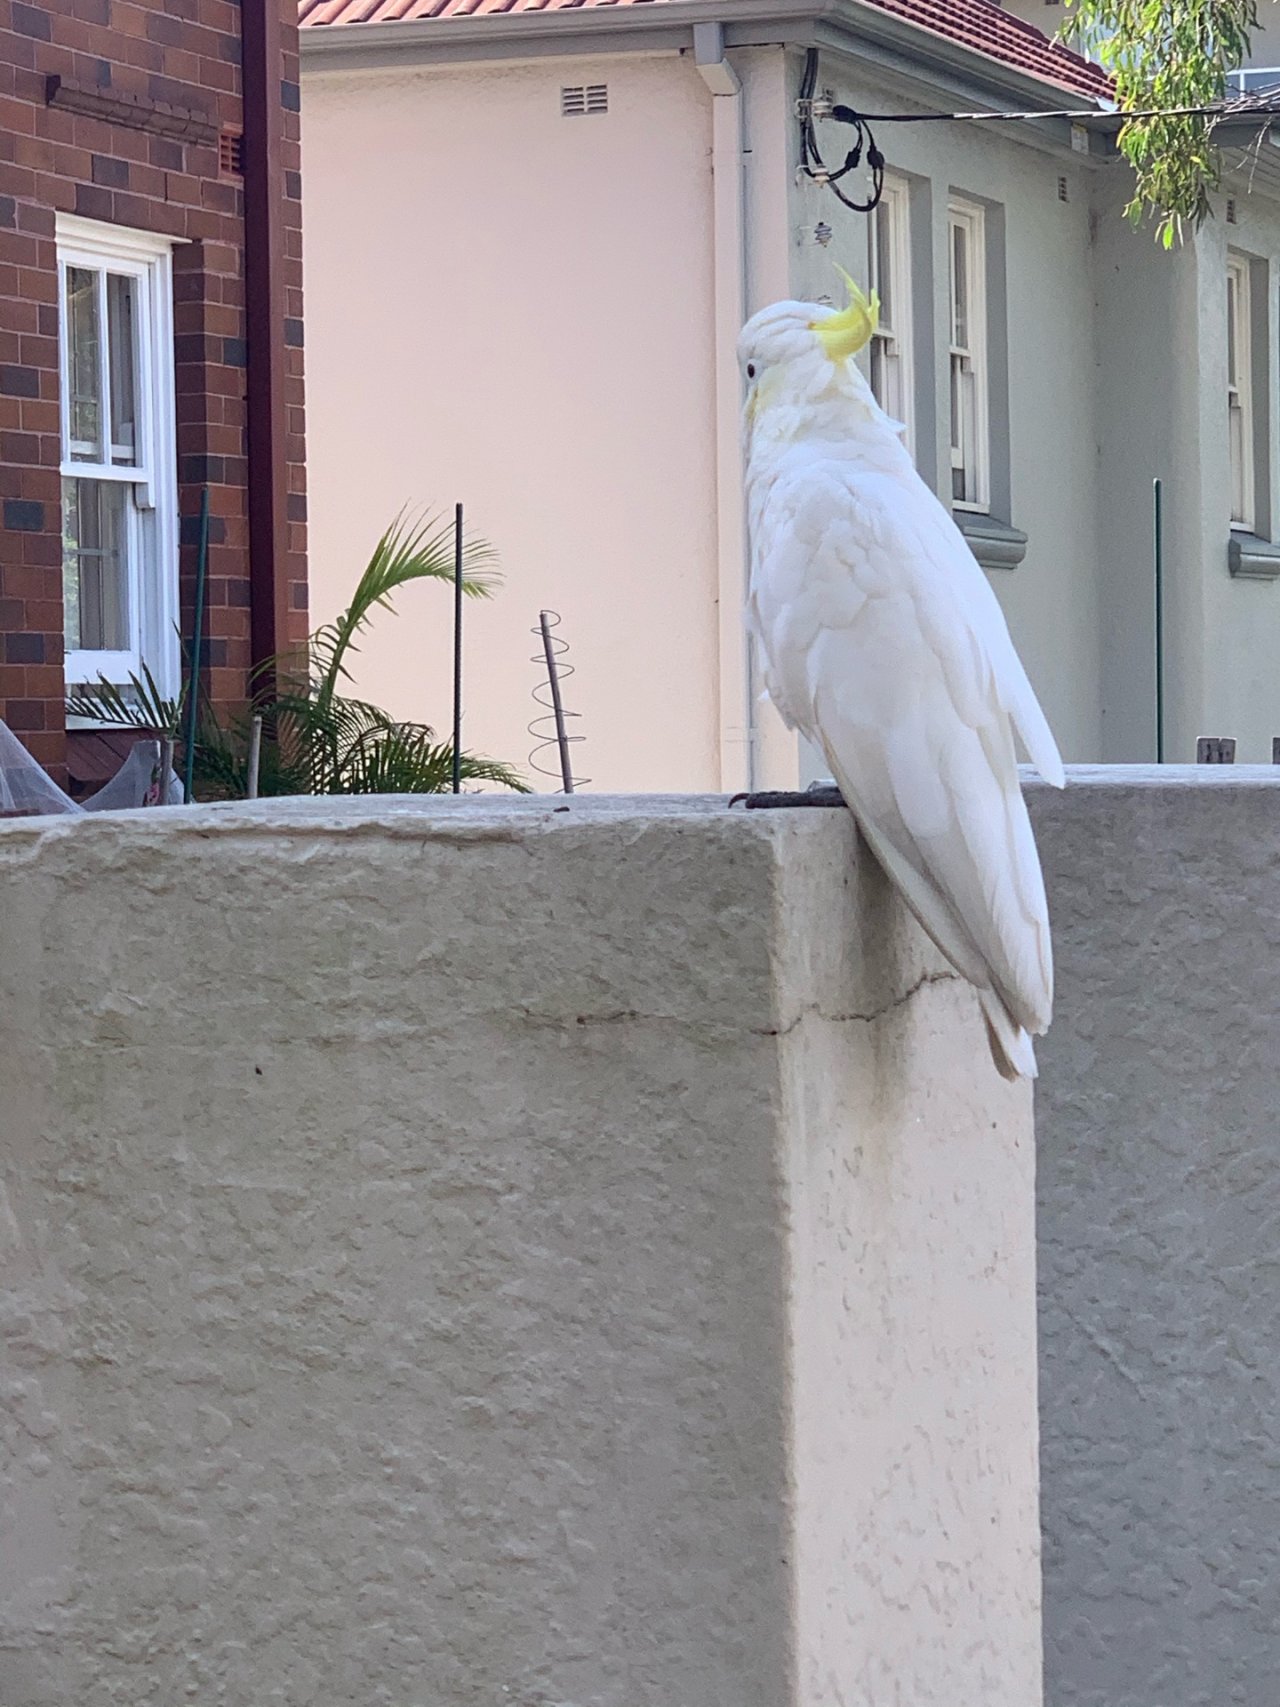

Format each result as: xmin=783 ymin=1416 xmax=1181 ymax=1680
xmin=302 ymin=54 xmax=722 ymax=792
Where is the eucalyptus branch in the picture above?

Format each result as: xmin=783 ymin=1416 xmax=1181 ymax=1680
xmin=1064 ymin=0 xmax=1260 ymax=245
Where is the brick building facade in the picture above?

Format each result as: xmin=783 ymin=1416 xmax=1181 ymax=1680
xmin=0 ymin=0 xmax=306 ymax=791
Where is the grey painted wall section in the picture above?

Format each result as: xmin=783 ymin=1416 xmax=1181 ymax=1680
xmin=788 ymin=57 xmax=1105 ymax=765
xmin=0 ymin=797 xmax=1039 ymax=1707
xmin=1092 ymin=184 xmax=1280 ymax=763
xmin=783 ymin=48 xmax=1280 ymax=766
xmin=1031 ymin=769 xmax=1280 ymax=1705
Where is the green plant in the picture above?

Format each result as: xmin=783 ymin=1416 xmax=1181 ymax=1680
xmin=1064 ymin=0 xmax=1260 ymax=245
xmin=65 ymin=660 xmax=185 ymax=736
xmin=68 ymin=511 xmax=528 ymax=800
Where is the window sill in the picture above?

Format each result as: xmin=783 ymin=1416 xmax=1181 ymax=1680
xmin=66 ymin=714 xmax=141 ymax=731
xmin=1227 ymin=533 xmax=1280 ymax=579
xmin=955 ymin=512 xmax=1028 ymax=571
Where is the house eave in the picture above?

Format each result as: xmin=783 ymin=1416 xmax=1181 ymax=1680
xmin=299 ymin=0 xmax=823 ymax=69
xmin=299 ymin=0 xmax=1108 ymax=135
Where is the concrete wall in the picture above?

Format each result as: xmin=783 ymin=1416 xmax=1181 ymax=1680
xmin=1031 ymin=769 xmax=1280 ymax=1704
xmin=0 ymin=796 xmax=1040 ymax=1706
xmin=301 ymin=56 xmax=722 ymax=794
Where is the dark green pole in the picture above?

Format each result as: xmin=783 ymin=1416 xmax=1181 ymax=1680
xmin=452 ymin=502 xmax=463 ymax=795
xmin=183 ymin=487 xmax=210 ymax=803
xmin=1153 ymin=478 xmax=1164 ymax=764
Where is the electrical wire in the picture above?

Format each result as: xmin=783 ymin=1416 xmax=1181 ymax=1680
xmin=797 ymin=45 xmax=1280 ymax=213
xmin=798 ymin=48 xmax=885 ymax=212
xmin=843 ymin=102 xmax=1280 ymax=123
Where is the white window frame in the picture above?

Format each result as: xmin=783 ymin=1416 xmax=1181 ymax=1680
xmin=56 ymin=214 xmax=179 ymax=700
xmin=867 ymin=175 xmax=914 ymax=454
xmin=1227 ymin=251 xmax=1255 ymax=532
xmin=947 ymin=199 xmax=991 ymax=513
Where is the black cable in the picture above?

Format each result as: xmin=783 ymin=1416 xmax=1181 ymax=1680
xmin=798 ymin=48 xmax=885 ymax=213
xmin=797 ymin=46 xmax=1280 ymax=215
xmin=841 ymin=102 xmax=1280 ymax=122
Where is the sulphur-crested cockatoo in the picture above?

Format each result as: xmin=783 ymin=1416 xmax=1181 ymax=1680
xmin=739 ymin=273 xmax=1065 ymax=1080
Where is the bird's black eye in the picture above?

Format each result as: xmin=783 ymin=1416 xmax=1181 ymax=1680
xmin=746 ymin=362 xmax=757 ymax=380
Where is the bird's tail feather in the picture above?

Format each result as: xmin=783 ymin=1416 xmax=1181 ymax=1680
xmin=979 ymin=987 xmax=1038 ymax=1081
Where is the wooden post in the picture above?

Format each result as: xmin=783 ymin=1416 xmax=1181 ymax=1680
xmin=247 ymin=715 xmax=264 ymax=800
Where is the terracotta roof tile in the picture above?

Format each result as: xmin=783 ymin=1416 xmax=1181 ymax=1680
xmin=863 ymin=0 xmax=1111 ymax=95
xmin=298 ymin=0 xmax=1112 ymax=102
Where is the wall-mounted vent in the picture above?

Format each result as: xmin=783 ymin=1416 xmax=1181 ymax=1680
xmin=1057 ymin=176 xmax=1069 ymax=203
xmin=219 ymin=129 xmax=244 ymax=176
xmin=1227 ymin=197 xmax=1238 ymax=223
xmin=561 ymin=84 xmax=608 ymax=116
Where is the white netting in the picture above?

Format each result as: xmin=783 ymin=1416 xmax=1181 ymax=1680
xmin=81 ymin=740 xmax=183 ymax=811
xmin=0 ymin=720 xmax=82 ymax=817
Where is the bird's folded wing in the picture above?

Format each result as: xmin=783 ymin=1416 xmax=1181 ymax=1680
xmin=905 ymin=482 xmax=1065 ymax=789
xmin=778 ymin=466 xmax=1055 ymax=1032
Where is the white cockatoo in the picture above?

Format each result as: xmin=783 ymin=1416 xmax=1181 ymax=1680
xmin=739 ymin=272 xmax=1065 ymax=1080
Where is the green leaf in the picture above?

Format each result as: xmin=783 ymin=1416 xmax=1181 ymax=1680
xmin=66 ymin=663 xmax=185 ymax=736
xmin=1060 ymin=0 xmax=1262 ymax=237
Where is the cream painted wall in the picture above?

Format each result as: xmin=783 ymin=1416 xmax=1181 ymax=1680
xmin=302 ymin=56 xmax=721 ymax=793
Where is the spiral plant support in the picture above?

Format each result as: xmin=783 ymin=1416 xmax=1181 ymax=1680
xmin=529 ymin=610 xmax=589 ymax=793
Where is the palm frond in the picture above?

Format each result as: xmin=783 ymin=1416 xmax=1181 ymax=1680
xmin=337 ymin=724 xmax=529 ymax=795
xmin=79 ymin=508 xmax=527 ymax=803
xmin=66 ymin=663 xmax=185 ymax=736
xmin=313 ymin=510 xmax=498 ymax=709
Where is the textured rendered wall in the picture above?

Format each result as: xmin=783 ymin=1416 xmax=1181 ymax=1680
xmin=0 ymin=796 xmax=1038 ymax=1706
xmin=1031 ymin=769 xmax=1280 ymax=1706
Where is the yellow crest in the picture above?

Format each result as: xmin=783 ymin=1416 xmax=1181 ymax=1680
xmin=810 ymin=266 xmax=880 ymax=363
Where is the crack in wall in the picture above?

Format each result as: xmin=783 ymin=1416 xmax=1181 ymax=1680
xmin=756 ymin=969 xmax=962 ymax=1038
xmin=510 ymin=971 xmax=963 ymax=1038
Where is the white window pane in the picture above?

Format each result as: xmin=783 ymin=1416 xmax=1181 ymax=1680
xmin=63 ymin=478 xmax=129 ymax=653
xmin=875 ymin=208 xmax=894 ymax=328
xmin=870 ymin=335 xmax=902 ymax=420
xmin=951 ymin=223 xmax=968 ymax=349
xmin=66 ymin=266 xmax=102 ymax=461
xmin=1226 ymin=258 xmax=1254 ymax=528
xmin=951 ymin=353 xmax=977 ymax=505
xmin=107 ymin=273 xmax=137 ymax=466
xmin=1230 ymin=400 xmax=1246 ymax=523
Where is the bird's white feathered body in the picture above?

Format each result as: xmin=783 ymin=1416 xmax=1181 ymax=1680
xmin=740 ymin=295 xmax=1064 ymax=1079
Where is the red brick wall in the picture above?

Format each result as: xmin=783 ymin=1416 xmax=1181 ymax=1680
xmin=0 ymin=0 xmax=307 ymax=786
